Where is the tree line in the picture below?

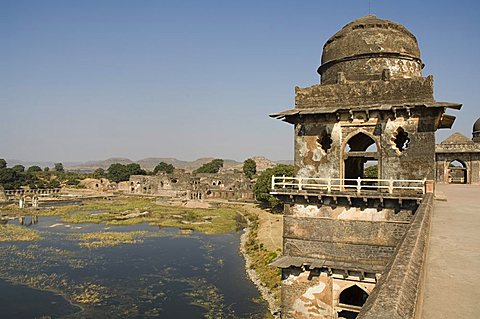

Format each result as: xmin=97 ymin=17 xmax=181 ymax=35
xmin=1 ymin=157 xmax=296 ymax=210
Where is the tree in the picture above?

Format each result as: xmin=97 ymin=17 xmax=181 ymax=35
xmin=0 ymin=159 xmax=6 ymax=169
xmin=107 ymin=163 xmax=130 ymax=183
xmin=0 ymin=168 xmax=20 ymax=189
xmin=364 ymin=164 xmax=378 ymax=178
xmin=253 ymin=164 xmax=295 ymax=209
xmin=243 ymin=158 xmax=257 ymax=179
xmin=54 ymin=163 xmax=64 ymax=173
xmin=27 ymin=166 xmax=42 ymax=174
xmin=153 ymin=162 xmax=174 ymax=175
xmin=12 ymin=165 xmax=25 ymax=173
xmin=194 ymin=159 xmax=224 ymax=174
xmin=126 ymin=163 xmax=146 ymax=176
xmin=44 ymin=167 xmax=50 ymax=172
xmin=93 ymin=168 xmax=105 ymax=179
xmin=106 ymin=163 xmax=146 ymax=183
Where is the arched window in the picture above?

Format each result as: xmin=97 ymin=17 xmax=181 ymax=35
xmin=339 ymin=285 xmax=369 ymax=307
xmin=337 ymin=285 xmax=369 ymax=319
xmin=344 ymin=132 xmax=379 ymax=181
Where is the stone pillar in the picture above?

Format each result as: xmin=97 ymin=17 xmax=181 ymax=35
xmin=19 ymin=196 xmax=25 ymax=209
xmin=32 ymin=195 xmax=39 ymax=208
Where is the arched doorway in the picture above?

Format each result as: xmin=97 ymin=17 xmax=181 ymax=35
xmin=337 ymin=285 xmax=369 ymax=319
xmin=448 ymin=160 xmax=467 ymax=184
xmin=344 ymin=133 xmax=379 ymax=182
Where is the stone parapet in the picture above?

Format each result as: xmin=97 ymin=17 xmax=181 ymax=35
xmin=357 ymin=193 xmax=433 ymax=319
xmin=295 ymin=76 xmax=434 ymax=109
xmin=436 ymin=143 xmax=480 ymax=153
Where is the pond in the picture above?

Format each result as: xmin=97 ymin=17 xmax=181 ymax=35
xmin=0 ymin=216 xmax=267 ymax=318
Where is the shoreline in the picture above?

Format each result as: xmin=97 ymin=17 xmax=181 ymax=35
xmin=239 ymin=210 xmax=281 ymax=319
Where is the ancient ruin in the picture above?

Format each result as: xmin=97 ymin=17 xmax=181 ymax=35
xmin=270 ymin=15 xmax=460 ymax=319
xmin=125 ymin=170 xmax=255 ymax=201
xmin=435 ymin=120 xmax=480 ymax=184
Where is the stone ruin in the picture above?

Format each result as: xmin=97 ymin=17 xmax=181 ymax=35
xmin=435 ymin=119 xmax=480 ymax=184
xmin=126 ymin=169 xmax=255 ymax=202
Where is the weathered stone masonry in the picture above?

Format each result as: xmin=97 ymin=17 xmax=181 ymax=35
xmin=270 ymin=15 xmax=459 ymax=319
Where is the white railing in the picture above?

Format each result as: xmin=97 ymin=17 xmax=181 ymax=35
xmin=271 ymin=176 xmax=427 ymax=195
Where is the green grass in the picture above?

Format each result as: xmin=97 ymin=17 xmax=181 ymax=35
xmin=73 ymin=231 xmax=160 ymax=248
xmin=38 ymin=196 xmax=239 ymax=234
xmin=0 ymin=224 xmax=42 ymax=242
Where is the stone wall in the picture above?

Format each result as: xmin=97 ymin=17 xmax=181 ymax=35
xmin=294 ymin=107 xmax=439 ymax=181
xmin=357 ymin=193 xmax=433 ymax=319
xmin=295 ymin=77 xmax=434 ymax=109
xmin=281 ymin=271 xmax=376 ymax=319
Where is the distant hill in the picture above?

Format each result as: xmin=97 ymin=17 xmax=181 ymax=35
xmin=5 ymin=156 xmax=292 ymax=173
xmin=64 ymin=156 xmax=291 ymax=172
xmin=65 ymin=157 xmax=244 ymax=172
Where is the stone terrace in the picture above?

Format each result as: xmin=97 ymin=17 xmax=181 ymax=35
xmin=421 ymin=184 xmax=480 ymax=318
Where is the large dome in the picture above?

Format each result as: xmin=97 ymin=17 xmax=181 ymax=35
xmin=318 ymin=15 xmax=424 ymax=84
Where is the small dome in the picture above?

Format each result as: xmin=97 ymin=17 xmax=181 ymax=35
xmin=318 ymin=15 xmax=424 ymax=84
xmin=474 ymin=118 xmax=480 ymax=134
xmin=473 ymin=118 xmax=480 ymax=142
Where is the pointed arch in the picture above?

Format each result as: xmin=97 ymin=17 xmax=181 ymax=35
xmin=343 ymin=131 xmax=379 ymax=181
xmin=339 ymin=284 xmax=369 ymax=307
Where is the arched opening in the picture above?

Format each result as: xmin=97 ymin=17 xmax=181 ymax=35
xmin=344 ymin=133 xmax=379 ymax=183
xmin=448 ymin=160 xmax=467 ymax=184
xmin=339 ymin=285 xmax=369 ymax=307
xmin=337 ymin=285 xmax=369 ymax=318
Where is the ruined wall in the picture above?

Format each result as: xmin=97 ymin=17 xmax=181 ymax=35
xmin=127 ymin=173 xmax=254 ymax=200
xmin=80 ymin=178 xmax=116 ymax=192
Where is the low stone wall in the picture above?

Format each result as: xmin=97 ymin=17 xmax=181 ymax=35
xmin=357 ymin=193 xmax=433 ymax=319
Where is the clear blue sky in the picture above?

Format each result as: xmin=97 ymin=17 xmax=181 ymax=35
xmin=1 ymin=0 xmax=479 ymax=163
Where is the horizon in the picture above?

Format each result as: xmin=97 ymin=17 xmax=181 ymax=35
xmin=2 ymin=0 xmax=479 ymax=162
xmin=3 ymin=154 xmax=294 ymax=168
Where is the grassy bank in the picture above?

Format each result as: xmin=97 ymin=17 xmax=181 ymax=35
xmin=240 ymin=208 xmax=282 ymax=313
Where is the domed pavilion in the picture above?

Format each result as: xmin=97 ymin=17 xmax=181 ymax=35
xmin=270 ymin=15 xmax=462 ymax=319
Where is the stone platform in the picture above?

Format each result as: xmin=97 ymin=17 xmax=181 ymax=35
xmin=421 ymin=184 xmax=480 ymax=318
